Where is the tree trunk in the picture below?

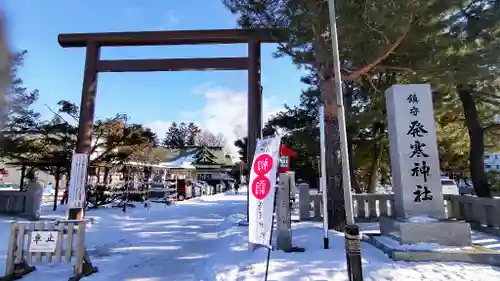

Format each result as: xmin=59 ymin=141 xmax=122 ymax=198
xmin=367 ymin=149 xmax=381 ymax=194
xmin=321 ymin=78 xmax=346 ymax=231
xmin=367 ymin=123 xmax=382 ymax=193
xmin=457 ymin=84 xmax=491 ymax=197
xmin=61 ymin=178 xmax=70 ymax=205
xmin=344 ymin=84 xmax=362 ymax=194
xmin=348 ymin=138 xmax=362 ymax=194
xmin=103 ymin=167 xmax=110 ymax=185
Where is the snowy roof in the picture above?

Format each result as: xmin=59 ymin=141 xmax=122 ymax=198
xmin=160 ymin=146 xmax=233 ymax=168
xmin=126 ymin=161 xmax=169 ymax=169
xmin=158 ymin=161 xmax=196 ymax=169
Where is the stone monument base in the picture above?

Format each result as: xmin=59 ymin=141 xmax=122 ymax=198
xmin=363 ymin=233 xmax=500 ymax=266
xmin=379 ymin=216 xmax=471 ymax=246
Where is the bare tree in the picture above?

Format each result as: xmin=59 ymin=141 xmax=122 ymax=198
xmin=0 ymin=11 xmax=11 ymax=128
xmin=195 ymin=130 xmax=226 ymax=147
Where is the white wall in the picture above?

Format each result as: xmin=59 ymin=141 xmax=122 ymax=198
xmin=0 ymin=164 xmax=60 ymax=188
xmin=485 ymin=153 xmax=500 ymax=172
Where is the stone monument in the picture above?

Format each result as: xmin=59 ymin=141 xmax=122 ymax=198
xmin=298 ymin=183 xmax=310 ymax=221
xmin=276 ymin=173 xmax=292 ymax=251
xmin=381 ymin=84 xmax=471 ymax=246
xmin=287 ymin=171 xmax=296 ymax=201
xmin=26 ymin=180 xmax=44 ymax=220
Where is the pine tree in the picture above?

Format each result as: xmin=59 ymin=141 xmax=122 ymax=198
xmin=162 ymin=122 xmax=185 ymax=148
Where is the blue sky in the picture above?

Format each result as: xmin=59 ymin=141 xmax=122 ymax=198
xmin=2 ymin=0 xmax=306 ymax=152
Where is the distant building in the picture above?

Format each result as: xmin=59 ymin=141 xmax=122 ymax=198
xmin=485 ymin=153 xmax=500 ymax=172
xmin=0 ymin=162 xmax=60 ymax=190
xmin=159 ymin=146 xmax=234 ymax=180
xmin=88 ymin=146 xmax=235 ymax=185
xmin=1 ymin=145 xmax=235 ymax=190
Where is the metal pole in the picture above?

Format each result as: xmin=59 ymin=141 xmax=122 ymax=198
xmin=318 ymin=104 xmax=329 ymax=249
xmin=327 ymin=0 xmax=354 ymax=225
xmin=327 ymin=0 xmax=363 ymax=280
xmin=264 ymin=187 xmax=279 ymax=281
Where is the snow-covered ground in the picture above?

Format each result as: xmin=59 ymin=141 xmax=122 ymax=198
xmin=1 ymin=190 xmax=500 ymax=280
xmin=219 ymin=222 xmax=500 ymax=281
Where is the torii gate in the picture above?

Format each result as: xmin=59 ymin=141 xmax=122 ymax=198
xmin=57 ymin=28 xmax=284 ymax=219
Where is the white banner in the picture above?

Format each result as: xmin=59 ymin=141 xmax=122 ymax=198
xmin=248 ymin=135 xmax=282 ymax=247
xmin=68 ymin=153 xmax=88 ymax=209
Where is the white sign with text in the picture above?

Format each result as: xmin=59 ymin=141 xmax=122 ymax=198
xmin=68 ymin=153 xmax=88 ymax=209
xmin=29 ymin=231 xmax=59 ymax=252
xmin=248 ymin=135 xmax=282 ymax=248
xmin=279 ymin=156 xmax=289 ymax=168
xmin=385 ymin=84 xmax=445 ymax=218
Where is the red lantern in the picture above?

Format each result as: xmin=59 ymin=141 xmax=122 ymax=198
xmin=278 ymin=145 xmax=297 ymax=173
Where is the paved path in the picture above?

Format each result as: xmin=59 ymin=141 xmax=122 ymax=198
xmin=106 ymin=197 xmax=244 ymax=281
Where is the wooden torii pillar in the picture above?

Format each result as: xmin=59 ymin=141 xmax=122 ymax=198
xmin=57 ymin=28 xmax=283 ymax=220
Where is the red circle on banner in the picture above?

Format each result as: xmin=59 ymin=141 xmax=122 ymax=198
xmin=253 ymin=154 xmax=274 ymax=176
xmin=251 ymin=176 xmax=271 ymax=200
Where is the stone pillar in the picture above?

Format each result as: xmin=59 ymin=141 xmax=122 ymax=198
xmin=381 ymin=84 xmax=471 ymax=246
xmin=26 ymin=181 xmax=44 ymax=220
xmin=298 ymin=183 xmax=310 ymax=221
xmin=286 ymin=171 xmax=296 ymax=200
xmin=385 ymin=84 xmax=445 ymax=219
xmin=276 ymin=173 xmax=292 ymax=251
xmin=313 ymin=195 xmax=322 ymax=220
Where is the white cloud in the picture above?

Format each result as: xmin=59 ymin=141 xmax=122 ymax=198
xmin=191 ymin=86 xmax=283 ymax=158
xmin=145 ymin=85 xmax=284 ymax=160
xmin=123 ymin=7 xmax=142 ymax=23
xmin=158 ymin=11 xmax=180 ymax=29
xmin=166 ymin=11 xmax=180 ymax=26
xmin=145 ymin=120 xmax=171 ymax=139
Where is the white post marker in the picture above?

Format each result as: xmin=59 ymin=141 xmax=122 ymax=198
xmin=248 ymin=135 xmax=282 ymax=249
xmin=29 ymin=231 xmax=59 ymax=253
xmin=68 ymin=153 xmax=89 ymax=210
xmin=318 ymin=104 xmax=329 ymax=249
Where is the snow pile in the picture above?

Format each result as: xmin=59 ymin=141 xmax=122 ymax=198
xmin=373 ymin=235 xmax=445 ymax=251
xmin=407 ymin=216 xmax=440 ymax=223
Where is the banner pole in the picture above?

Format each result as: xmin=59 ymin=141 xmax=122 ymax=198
xmin=264 ymin=187 xmax=278 ymax=281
